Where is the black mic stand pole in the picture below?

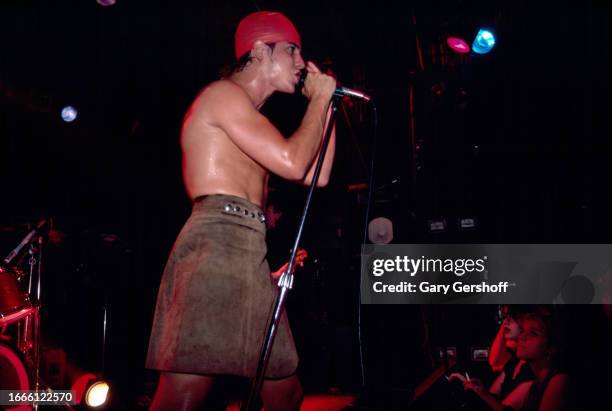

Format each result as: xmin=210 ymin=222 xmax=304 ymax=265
xmin=242 ymin=94 xmax=342 ymax=411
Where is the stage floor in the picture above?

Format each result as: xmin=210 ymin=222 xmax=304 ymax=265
xmin=226 ymin=393 xmax=357 ymax=410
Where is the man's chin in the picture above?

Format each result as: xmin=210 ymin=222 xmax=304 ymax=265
xmin=278 ymin=84 xmax=296 ymax=94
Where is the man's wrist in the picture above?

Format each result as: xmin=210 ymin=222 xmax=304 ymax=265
xmin=309 ymin=94 xmax=332 ymax=106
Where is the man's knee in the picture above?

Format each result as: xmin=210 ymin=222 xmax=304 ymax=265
xmin=279 ymin=377 xmax=303 ymax=405
xmin=289 ymin=380 xmax=304 ymax=406
xmin=150 ymin=372 xmax=214 ymax=411
xmin=261 ymin=374 xmax=303 ymax=411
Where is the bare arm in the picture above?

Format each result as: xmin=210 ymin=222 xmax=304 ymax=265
xmin=489 ymin=371 xmax=506 ymax=396
xmin=501 ymin=381 xmax=533 ymax=410
xmin=464 ymin=379 xmax=507 ymax=411
xmin=299 ymin=105 xmax=336 ymax=186
xmin=490 ymin=324 xmax=512 ymax=373
xmin=465 ymin=379 xmax=532 ymax=411
xmin=200 ymin=69 xmax=335 ymax=181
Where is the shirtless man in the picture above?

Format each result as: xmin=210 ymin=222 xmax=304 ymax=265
xmin=146 ymin=11 xmax=337 ymax=411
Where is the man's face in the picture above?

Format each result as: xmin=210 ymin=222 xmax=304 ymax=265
xmin=266 ymin=41 xmax=305 ymax=93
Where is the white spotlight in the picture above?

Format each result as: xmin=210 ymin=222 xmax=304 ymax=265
xmin=84 ymin=380 xmax=110 ymax=407
xmin=61 ymin=106 xmax=78 ymax=122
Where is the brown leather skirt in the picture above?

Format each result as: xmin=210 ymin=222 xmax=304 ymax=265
xmin=145 ymin=194 xmax=298 ymax=379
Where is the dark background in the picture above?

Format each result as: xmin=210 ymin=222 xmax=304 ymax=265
xmin=1 ymin=0 xmax=609 ymax=409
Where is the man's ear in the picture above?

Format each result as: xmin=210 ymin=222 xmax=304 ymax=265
xmin=250 ymin=40 xmax=270 ymax=62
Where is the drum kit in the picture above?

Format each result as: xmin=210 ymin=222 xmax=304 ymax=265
xmin=0 ymin=221 xmax=46 ymax=402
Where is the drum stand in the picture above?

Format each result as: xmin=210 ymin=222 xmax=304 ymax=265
xmin=3 ymin=221 xmax=46 ymax=409
xmin=241 ymin=95 xmax=342 ymax=411
xmin=27 ymin=237 xmax=43 ymax=409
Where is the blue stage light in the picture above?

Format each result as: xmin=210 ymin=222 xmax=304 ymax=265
xmin=472 ymin=29 xmax=496 ymax=54
xmin=61 ymin=106 xmax=78 ymax=123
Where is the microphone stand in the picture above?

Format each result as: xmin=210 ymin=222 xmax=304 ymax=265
xmin=242 ymin=94 xmax=342 ymax=411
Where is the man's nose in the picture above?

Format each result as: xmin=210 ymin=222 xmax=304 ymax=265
xmin=295 ymin=54 xmax=305 ymax=70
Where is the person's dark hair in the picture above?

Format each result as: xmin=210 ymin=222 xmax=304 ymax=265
xmin=219 ymin=43 xmax=277 ymax=78
xmin=522 ymin=306 xmax=565 ymax=352
xmin=219 ymin=52 xmax=251 ymax=78
xmin=521 ymin=306 xmax=569 ymax=411
xmin=505 ymin=304 xmax=537 ymax=320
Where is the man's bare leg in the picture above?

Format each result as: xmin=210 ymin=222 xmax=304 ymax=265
xmin=260 ymin=374 xmax=303 ymax=411
xmin=149 ymin=372 xmax=214 ymax=411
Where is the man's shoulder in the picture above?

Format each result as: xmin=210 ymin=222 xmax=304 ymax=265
xmin=186 ymin=80 xmax=251 ymax=126
xmin=197 ymin=79 xmax=250 ymax=105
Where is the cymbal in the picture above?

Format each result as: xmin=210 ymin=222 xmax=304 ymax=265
xmin=48 ymin=228 xmax=66 ymax=245
xmin=0 ymin=224 xmax=28 ymax=232
xmin=0 ymin=223 xmax=66 ymax=245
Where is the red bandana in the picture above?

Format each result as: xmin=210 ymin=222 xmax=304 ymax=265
xmin=234 ymin=11 xmax=301 ymax=60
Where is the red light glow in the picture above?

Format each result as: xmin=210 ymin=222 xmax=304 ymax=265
xmin=447 ymin=37 xmax=471 ymax=54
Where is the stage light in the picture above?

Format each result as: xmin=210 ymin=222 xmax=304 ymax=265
xmin=69 ymin=371 xmax=110 ymax=408
xmin=368 ymin=217 xmax=394 ymax=244
xmin=96 ymin=0 xmax=116 ymax=6
xmin=446 ymin=37 xmax=471 ymax=54
xmin=472 ymin=28 xmax=496 ymax=54
xmin=428 ymin=219 xmax=447 ymax=233
xmin=84 ymin=380 xmax=110 ymax=407
xmin=61 ymin=106 xmax=78 ymax=122
xmin=459 ymin=217 xmax=477 ymax=230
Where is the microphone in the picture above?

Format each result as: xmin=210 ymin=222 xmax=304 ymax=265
xmin=297 ymin=71 xmax=371 ymax=102
xmin=3 ymin=219 xmax=49 ymax=266
xmin=334 ymin=86 xmax=371 ymax=102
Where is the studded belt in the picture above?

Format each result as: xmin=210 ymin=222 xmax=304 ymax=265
xmin=223 ymin=201 xmax=266 ymax=224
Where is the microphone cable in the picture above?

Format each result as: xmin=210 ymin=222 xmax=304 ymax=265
xmin=357 ymin=100 xmax=378 ymax=389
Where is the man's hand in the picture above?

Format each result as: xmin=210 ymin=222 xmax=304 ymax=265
xmin=271 ymin=249 xmax=308 ymax=281
xmin=302 ymin=62 xmax=336 ymax=102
